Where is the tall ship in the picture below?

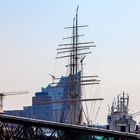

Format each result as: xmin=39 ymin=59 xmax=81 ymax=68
xmin=5 ymin=7 xmax=103 ymax=125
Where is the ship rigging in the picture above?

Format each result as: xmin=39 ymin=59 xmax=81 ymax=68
xmin=51 ymin=6 xmax=103 ymax=125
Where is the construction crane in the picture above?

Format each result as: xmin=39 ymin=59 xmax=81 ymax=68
xmin=0 ymin=91 xmax=28 ymax=113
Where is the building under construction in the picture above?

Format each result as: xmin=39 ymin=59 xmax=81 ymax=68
xmin=6 ymin=72 xmax=81 ymax=123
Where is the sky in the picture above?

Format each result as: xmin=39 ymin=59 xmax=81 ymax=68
xmin=0 ymin=0 xmax=140 ymax=124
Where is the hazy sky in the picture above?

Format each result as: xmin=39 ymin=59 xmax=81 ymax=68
xmin=0 ymin=0 xmax=140 ymax=124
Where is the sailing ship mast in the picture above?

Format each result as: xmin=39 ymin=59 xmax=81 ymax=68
xmin=55 ymin=7 xmax=103 ymax=124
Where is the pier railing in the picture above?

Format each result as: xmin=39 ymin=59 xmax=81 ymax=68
xmin=0 ymin=114 xmax=139 ymax=140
